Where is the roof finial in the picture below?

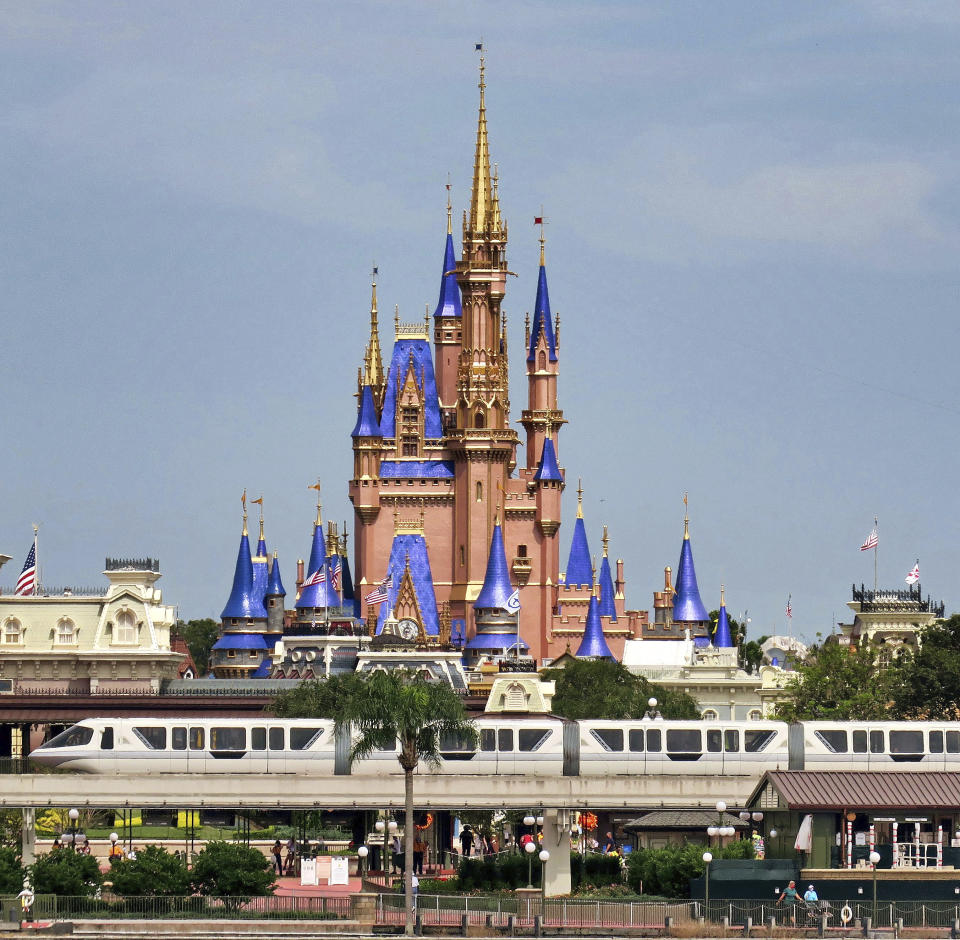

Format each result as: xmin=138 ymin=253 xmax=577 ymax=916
xmin=591 ymin=557 xmax=598 ymax=597
xmin=309 ymin=479 xmax=322 ymax=526
xmin=602 ymin=524 xmax=609 ymax=558
xmin=394 ymin=304 xmax=400 ymax=338
xmin=683 ymin=492 xmax=689 ymax=539
xmin=536 ymin=207 xmax=546 ymax=265
xmin=251 ymin=495 xmax=264 ymax=539
xmin=720 ymin=583 xmax=725 ymax=607
xmin=469 ymin=41 xmax=492 ymax=232
xmin=577 ymin=478 xmax=584 ymax=519
xmin=342 ymin=520 xmax=349 ymax=557
xmin=241 ymin=488 xmax=248 ymax=536
xmin=446 ymin=174 xmax=452 ymax=235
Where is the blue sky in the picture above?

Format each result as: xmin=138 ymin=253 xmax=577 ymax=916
xmin=2 ymin=1 xmax=958 ymax=642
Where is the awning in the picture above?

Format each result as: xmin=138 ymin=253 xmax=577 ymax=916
xmin=750 ymin=771 xmax=960 ymax=811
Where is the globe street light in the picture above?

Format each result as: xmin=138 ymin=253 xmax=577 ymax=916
xmin=67 ymin=809 xmax=79 ymax=852
xmin=357 ymin=845 xmax=369 ymax=878
xmin=870 ymin=850 xmax=881 ymax=922
xmin=703 ymin=852 xmax=713 ymax=916
xmin=523 ymin=814 xmax=536 ymax=827
xmin=525 ymin=840 xmax=537 ymax=887
xmin=539 ymin=849 xmax=550 ymax=904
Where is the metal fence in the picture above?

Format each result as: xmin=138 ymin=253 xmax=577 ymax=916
xmin=1 ymin=895 xmax=351 ymax=921
xmin=702 ymin=899 xmax=960 ymax=929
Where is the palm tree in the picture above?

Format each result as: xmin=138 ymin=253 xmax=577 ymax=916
xmin=336 ymin=670 xmax=476 ymax=936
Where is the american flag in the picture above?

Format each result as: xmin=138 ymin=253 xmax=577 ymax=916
xmin=302 ymin=566 xmax=326 ymax=588
xmin=365 ymin=575 xmax=391 ymax=605
xmin=785 ymin=595 xmax=792 ymax=619
xmin=860 ymin=528 xmax=879 ymax=552
xmin=331 ymin=559 xmax=342 ymax=593
xmin=14 ymin=540 xmax=37 ymax=597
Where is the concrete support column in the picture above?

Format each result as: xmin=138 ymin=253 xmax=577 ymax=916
xmin=21 ymin=809 xmax=35 ymax=866
xmin=541 ymin=809 xmax=571 ymax=897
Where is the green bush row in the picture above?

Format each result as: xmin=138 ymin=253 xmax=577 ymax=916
xmin=626 ymin=839 xmax=753 ymax=899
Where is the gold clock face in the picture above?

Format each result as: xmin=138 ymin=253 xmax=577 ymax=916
xmin=398 ymin=619 xmax=419 ymax=640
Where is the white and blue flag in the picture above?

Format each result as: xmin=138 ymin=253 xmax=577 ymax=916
xmin=505 ymin=589 xmax=521 ymax=614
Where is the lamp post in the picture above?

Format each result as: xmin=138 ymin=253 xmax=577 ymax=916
xmin=644 ymin=697 xmax=661 ymax=720
xmin=703 ymin=852 xmax=713 ymax=919
xmin=525 ymin=840 xmax=537 ymax=887
xmin=67 ymin=809 xmax=79 ymax=852
xmin=870 ymin=850 xmax=881 ymax=922
xmin=375 ymin=818 xmax=386 ymax=884
xmin=358 ymin=845 xmax=369 ymax=879
xmin=707 ymin=800 xmax=734 ymax=848
xmin=539 ymin=849 xmax=550 ymax=904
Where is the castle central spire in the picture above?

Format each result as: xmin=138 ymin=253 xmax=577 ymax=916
xmin=469 ymin=48 xmax=492 ymax=233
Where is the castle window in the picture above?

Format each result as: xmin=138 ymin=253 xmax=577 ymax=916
xmin=402 ymin=441 xmax=417 ymax=456
xmin=3 ymin=619 xmax=21 ymax=644
xmin=517 ymin=544 xmax=527 ymax=558
xmin=56 ymin=619 xmax=75 ymax=645
xmin=459 ymin=545 xmax=465 ymax=567
xmin=538 ymin=351 xmax=546 ymax=370
xmin=115 ymin=610 xmax=136 ymax=644
xmin=474 ymin=410 xmax=485 ymax=429
xmin=476 ymin=481 xmax=482 ymax=502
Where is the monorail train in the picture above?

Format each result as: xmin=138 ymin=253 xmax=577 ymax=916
xmin=29 ymin=716 xmax=960 ymax=776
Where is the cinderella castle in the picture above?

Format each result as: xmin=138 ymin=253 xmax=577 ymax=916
xmin=211 ymin=54 xmax=734 ymax=680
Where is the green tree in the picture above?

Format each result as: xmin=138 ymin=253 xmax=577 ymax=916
xmin=30 ymin=849 xmax=101 ymax=897
xmin=176 ymin=618 xmax=220 ymax=675
xmin=337 ymin=670 xmax=477 ymax=936
xmin=890 ymin=615 xmax=960 ymax=718
xmin=109 ymin=845 xmax=190 ymax=897
xmin=0 ymin=847 xmax=25 ymax=894
xmin=739 ymin=636 xmax=768 ymax=675
xmin=270 ymin=674 xmax=365 ymax=720
xmin=189 ymin=841 xmax=274 ymax=908
xmin=626 ymin=839 xmax=751 ymax=898
xmin=773 ymin=640 xmax=894 ymax=722
xmin=544 ymin=659 xmax=700 ymax=720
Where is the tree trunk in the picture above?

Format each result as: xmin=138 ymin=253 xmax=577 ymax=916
xmin=404 ymin=768 xmax=415 ymax=936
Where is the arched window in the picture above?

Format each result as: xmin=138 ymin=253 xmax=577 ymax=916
xmin=702 ymin=709 xmax=719 ymax=721
xmin=56 ymin=619 xmax=75 ymax=645
xmin=538 ymin=351 xmax=546 ymax=370
xmin=3 ymin=619 xmax=20 ymax=644
xmin=475 ymin=481 xmax=483 ymax=502
xmin=474 ymin=410 xmax=485 ymax=429
xmin=748 ymin=709 xmax=762 ymax=721
xmin=115 ymin=610 xmax=136 ymax=644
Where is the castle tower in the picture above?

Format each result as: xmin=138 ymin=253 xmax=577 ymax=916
xmin=713 ymin=586 xmax=734 ymax=648
xmin=576 ymin=588 xmax=614 ymax=660
xmin=521 ymin=231 xmax=563 ymax=472
xmin=433 ymin=188 xmax=463 ymax=424
xmin=362 ymin=272 xmax=386 ymax=412
xmin=251 ymin=510 xmax=269 ymax=610
xmin=264 ymin=551 xmax=286 ymax=635
xmin=597 ymin=526 xmax=617 ymax=621
xmin=296 ymin=495 xmax=340 ymax=616
xmin=672 ymin=505 xmax=710 ymax=644
xmin=562 ymin=482 xmax=593 ymax=588
xmin=449 ymin=51 xmax=519 ymax=612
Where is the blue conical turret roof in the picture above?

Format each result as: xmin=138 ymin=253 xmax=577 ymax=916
xmin=251 ymin=527 xmax=269 ymax=603
xmin=713 ymin=591 xmax=734 ymax=647
xmin=433 ymin=231 xmax=462 ymax=319
xmin=673 ymin=524 xmax=709 ymax=622
xmin=533 ymin=437 xmax=563 ymax=482
xmin=352 ymin=385 xmax=382 ymax=438
xmin=221 ymin=528 xmax=268 ymax=620
xmin=527 ymin=263 xmax=558 ymax=363
xmin=564 ymin=517 xmax=592 ymax=588
xmin=266 ymin=553 xmax=286 ymax=597
xmin=576 ymin=594 xmax=614 ymax=659
xmin=297 ymin=521 xmax=340 ymax=609
xmin=598 ymin=555 xmax=617 ymax=621
xmin=475 ymin=522 xmax=514 ymax=610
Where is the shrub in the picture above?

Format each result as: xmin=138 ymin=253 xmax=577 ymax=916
xmin=0 ymin=847 xmax=25 ymax=895
xmin=626 ymin=840 xmax=752 ymax=898
xmin=189 ymin=841 xmax=275 ymax=909
xmin=109 ymin=846 xmax=190 ymax=897
xmin=571 ymin=852 xmax=622 ymax=891
xmin=30 ymin=848 xmax=101 ymax=897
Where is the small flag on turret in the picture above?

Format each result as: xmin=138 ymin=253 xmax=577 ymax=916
xmin=785 ymin=595 xmax=792 ymax=619
xmin=534 ymin=217 xmax=543 ymax=225
xmin=905 ymin=562 xmax=920 ymax=585
xmin=475 ymin=42 xmax=483 ymax=51
xmin=505 ymin=589 xmax=521 ymax=614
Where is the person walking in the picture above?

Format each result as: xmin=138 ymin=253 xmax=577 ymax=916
xmin=777 ymin=880 xmax=800 ymax=925
xmin=413 ymin=835 xmax=426 ymax=875
xmin=459 ymin=826 xmax=474 ymax=858
xmin=271 ymin=840 xmax=283 ymax=876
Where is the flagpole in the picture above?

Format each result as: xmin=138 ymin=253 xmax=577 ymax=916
xmin=32 ymin=525 xmax=39 ymax=596
xmin=873 ymin=516 xmax=878 ymax=592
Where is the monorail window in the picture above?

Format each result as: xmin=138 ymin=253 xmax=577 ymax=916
xmin=948 ymin=731 xmax=960 ymax=753
xmin=589 ymin=728 xmax=623 ymax=752
xmin=189 ymin=728 xmax=205 ymax=750
xmin=871 ymin=731 xmax=885 ymax=753
xmin=725 ymin=730 xmax=739 ymax=752
xmin=890 ymin=730 xmax=923 ymax=754
xmin=290 ymin=727 xmax=324 ymax=750
xmin=211 ymin=727 xmax=246 ymax=750
xmin=498 ymin=729 xmax=513 ymax=752
xmin=931 ymin=731 xmax=943 ymax=753
xmin=745 ymin=730 xmax=776 ymax=752
xmin=707 ymin=730 xmax=722 ymax=752
xmin=251 ymin=728 xmax=266 ymax=751
xmin=101 ymin=728 xmax=114 ymax=750
xmin=853 ymin=730 xmax=867 ymax=753
xmin=518 ymin=729 xmax=551 ymax=752
xmin=440 ymin=732 xmax=474 ymax=751
xmin=930 ymin=730 xmax=960 ymax=754
xmin=628 ymin=729 xmax=644 ymax=752
xmin=172 ymin=728 xmax=187 ymax=750
xmin=269 ymin=728 xmax=284 ymax=750
xmin=646 ymin=729 xmax=661 ymax=752
xmin=45 ymin=725 xmax=93 ymax=748
xmin=814 ymin=729 xmax=847 ymax=753
xmin=134 ymin=727 xmax=167 ymax=750
xmin=666 ymin=729 xmax=701 ymax=753
xmin=480 ymin=729 xmax=496 ymax=752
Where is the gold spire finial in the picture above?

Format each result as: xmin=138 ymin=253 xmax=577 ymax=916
xmin=394 ymin=304 xmax=400 ymax=338
xmin=537 ymin=207 xmax=546 ymax=265
xmin=446 ymin=174 xmax=452 ymax=235
xmin=720 ymin=584 xmax=725 ymax=607
xmin=250 ymin=495 xmax=264 ymax=540
xmin=308 ymin=480 xmax=322 ymax=526
xmin=591 ymin=557 xmax=598 ymax=597
xmin=683 ymin=492 xmax=689 ymax=539
xmin=469 ymin=41 xmax=493 ymax=233
xmin=362 ymin=264 xmax=384 ymax=392
xmin=241 ymin=488 xmax=248 ymax=535
xmin=577 ymin=478 xmax=584 ymax=518
xmin=602 ymin=524 xmax=609 ymax=558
